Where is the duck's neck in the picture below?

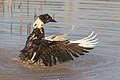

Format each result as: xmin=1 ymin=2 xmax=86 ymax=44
xmin=37 ymin=25 xmax=43 ymax=29
xmin=34 ymin=27 xmax=45 ymax=39
xmin=39 ymin=27 xmax=45 ymax=38
xmin=33 ymin=18 xmax=44 ymax=29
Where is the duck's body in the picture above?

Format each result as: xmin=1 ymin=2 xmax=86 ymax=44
xmin=20 ymin=28 xmax=44 ymax=61
xmin=19 ymin=14 xmax=98 ymax=66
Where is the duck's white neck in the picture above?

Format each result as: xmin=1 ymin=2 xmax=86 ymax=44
xmin=33 ymin=18 xmax=44 ymax=29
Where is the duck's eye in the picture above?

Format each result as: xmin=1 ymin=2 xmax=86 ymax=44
xmin=46 ymin=16 xmax=49 ymax=19
xmin=34 ymin=24 xmax=37 ymax=26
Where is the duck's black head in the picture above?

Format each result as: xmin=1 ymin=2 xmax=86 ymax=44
xmin=38 ymin=13 xmax=56 ymax=24
xmin=33 ymin=13 xmax=57 ymax=28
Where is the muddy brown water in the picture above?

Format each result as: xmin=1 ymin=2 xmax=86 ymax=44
xmin=0 ymin=0 xmax=120 ymax=80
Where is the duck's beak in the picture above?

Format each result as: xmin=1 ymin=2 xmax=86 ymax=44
xmin=50 ymin=19 xmax=57 ymax=22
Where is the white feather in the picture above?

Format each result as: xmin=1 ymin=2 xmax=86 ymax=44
xmin=45 ymin=25 xmax=74 ymax=41
xmin=83 ymin=31 xmax=94 ymax=39
xmin=31 ymin=52 xmax=36 ymax=62
xmin=45 ymin=25 xmax=98 ymax=48
xmin=70 ymin=31 xmax=98 ymax=48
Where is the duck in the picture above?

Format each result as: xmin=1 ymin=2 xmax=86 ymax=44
xmin=19 ymin=13 xmax=98 ymax=66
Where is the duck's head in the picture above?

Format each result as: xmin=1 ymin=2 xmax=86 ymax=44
xmin=33 ymin=13 xmax=57 ymax=28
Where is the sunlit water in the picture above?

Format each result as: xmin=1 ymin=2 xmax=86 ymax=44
xmin=0 ymin=0 xmax=120 ymax=80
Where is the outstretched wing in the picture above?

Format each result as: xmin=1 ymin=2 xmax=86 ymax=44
xmin=31 ymin=39 xmax=92 ymax=66
xmin=45 ymin=25 xmax=74 ymax=41
xmin=70 ymin=31 xmax=98 ymax=48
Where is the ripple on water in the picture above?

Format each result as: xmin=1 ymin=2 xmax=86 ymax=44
xmin=0 ymin=49 xmax=119 ymax=80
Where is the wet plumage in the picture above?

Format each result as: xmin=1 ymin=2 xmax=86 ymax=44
xmin=19 ymin=14 xmax=98 ymax=66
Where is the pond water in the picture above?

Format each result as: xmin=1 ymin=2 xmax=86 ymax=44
xmin=0 ymin=0 xmax=120 ymax=80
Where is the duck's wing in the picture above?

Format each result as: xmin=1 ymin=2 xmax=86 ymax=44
xmin=45 ymin=34 xmax=68 ymax=41
xmin=30 ymin=38 xmax=93 ymax=66
xmin=70 ymin=31 xmax=99 ymax=48
xmin=45 ymin=25 xmax=74 ymax=41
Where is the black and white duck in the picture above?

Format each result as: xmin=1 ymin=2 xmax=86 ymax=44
xmin=19 ymin=13 xmax=98 ymax=66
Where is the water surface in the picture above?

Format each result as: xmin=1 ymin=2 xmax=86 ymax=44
xmin=0 ymin=0 xmax=120 ymax=80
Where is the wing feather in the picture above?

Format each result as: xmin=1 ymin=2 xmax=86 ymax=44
xmin=31 ymin=39 xmax=90 ymax=66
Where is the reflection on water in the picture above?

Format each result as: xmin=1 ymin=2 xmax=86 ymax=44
xmin=0 ymin=0 xmax=120 ymax=80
